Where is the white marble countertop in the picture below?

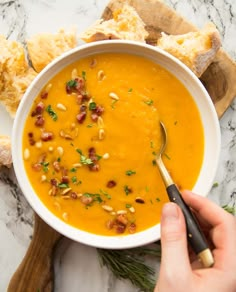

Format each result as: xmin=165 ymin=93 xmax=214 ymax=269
xmin=0 ymin=0 xmax=235 ymax=291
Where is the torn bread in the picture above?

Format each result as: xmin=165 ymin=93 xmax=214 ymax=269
xmin=0 ymin=35 xmax=37 ymax=117
xmin=27 ymin=28 xmax=77 ymax=72
xmin=157 ymin=23 xmax=221 ymax=77
xmin=80 ymin=4 xmax=148 ymax=43
xmin=0 ymin=135 xmax=12 ymax=167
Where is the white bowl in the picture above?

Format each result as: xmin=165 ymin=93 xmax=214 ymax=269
xmin=12 ymin=40 xmax=221 ymax=249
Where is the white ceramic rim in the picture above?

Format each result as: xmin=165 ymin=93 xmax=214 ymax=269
xmin=12 ymin=40 xmax=221 ymax=249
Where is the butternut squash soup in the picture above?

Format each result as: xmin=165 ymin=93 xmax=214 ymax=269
xmin=22 ymin=53 xmax=204 ymax=236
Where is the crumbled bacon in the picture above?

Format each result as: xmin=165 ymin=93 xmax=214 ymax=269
xmin=35 ymin=115 xmax=45 ymax=127
xmin=41 ymin=132 xmax=54 ymax=141
xmin=107 ymin=180 xmax=116 ymax=188
xmin=88 ymin=147 xmax=100 ymax=171
xmin=76 ymin=112 xmax=86 ymax=124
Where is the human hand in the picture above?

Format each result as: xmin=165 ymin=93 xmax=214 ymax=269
xmin=155 ymin=190 xmax=236 ymax=292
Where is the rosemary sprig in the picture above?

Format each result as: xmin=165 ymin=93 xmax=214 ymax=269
xmin=97 ymin=244 xmax=161 ymax=291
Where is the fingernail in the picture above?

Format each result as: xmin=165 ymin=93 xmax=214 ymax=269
xmin=162 ymin=203 xmax=179 ymax=222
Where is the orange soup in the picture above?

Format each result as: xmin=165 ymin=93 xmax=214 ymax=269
xmin=22 ymin=53 xmax=204 ymax=235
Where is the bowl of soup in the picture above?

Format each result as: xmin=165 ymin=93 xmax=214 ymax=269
xmin=12 ymin=40 xmax=220 ymax=249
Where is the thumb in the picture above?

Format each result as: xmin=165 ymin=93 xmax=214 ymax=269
xmin=160 ymin=202 xmax=191 ymax=276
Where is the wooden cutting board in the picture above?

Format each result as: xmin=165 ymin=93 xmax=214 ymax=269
xmin=7 ymin=0 xmax=236 ymax=291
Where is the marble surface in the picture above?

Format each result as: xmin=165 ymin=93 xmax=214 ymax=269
xmin=0 ymin=0 xmax=236 ymax=291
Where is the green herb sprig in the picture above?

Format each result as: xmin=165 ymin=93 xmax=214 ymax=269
xmin=46 ymin=105 xmax=58 ymax=121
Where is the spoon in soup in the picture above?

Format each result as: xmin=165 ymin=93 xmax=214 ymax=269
xmin=156 ymin=121 xmax=214 ymax=268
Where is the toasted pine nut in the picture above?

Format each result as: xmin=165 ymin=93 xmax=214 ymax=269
xmin=62 ymin=195 xmax=71 ymax=200
xmin=48 ymin=146 xmax=54 ymax=152
xmin=90 ymin=59 xmax=97 ymax=68
xmin=117 ymin=210 xmax=127 ymax=215
xmin=103 ymin=153 xmax=110 ymax=159
xmin=98 ymin=129 xmax=105 ymax=140
xmin=24 ymin=148 xmax=30 ymax=160
xmin=71 ymin=123 xmax=76 ymax=129
xmin=72 ymin=163 xmax=82 ymax=168
xmin=57 ymin=103 xmax=67 ymax=111
xmin=45 ymin=83 xmax=52 ymax=93
xmin=71 ymin=68 xmax=78 ymax=79
xmin=61 ymin=188 xmax=72 ymax=195
xmin=97 ymin=116 xmax=104 ymax=128
xmin=57 ymin=146 xmax=64 ymax=156
xmin=35 ymin=141 xmax=42 ymax=148
xmin=97 ymin=70 xmax=105 ymax=81
xmin=62 ymin=212 xmax=68 ymax=221
xmin=53 ymin=201 xmax=61 ymax=211
xmin=102 ymin=205 xmax=113 ymax=212
xmin=41 ymin=175 xmax=47 ymax=182
xmin=129 ymin=207 xmax=135 ymax=213
xmin=111 ymin=211 xmax=116 ymax=216
xmin=109 ymin=92 xmax=119 ymax=100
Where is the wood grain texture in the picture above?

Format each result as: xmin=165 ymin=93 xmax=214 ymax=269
xmin=7 ymin=214 xmax=62 ymax=292
xmin=102 ymin=0 xmax=236 ymax=118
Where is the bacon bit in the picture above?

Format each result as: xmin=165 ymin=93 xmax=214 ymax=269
xmin=70 ymin=192 xmax=79 ymax=199
xmin=80 ymin=104 xmax=87 ymax=112
xmin=116 ymin=214 xmax=128 ymax=226
xmin=135 ymin=197 xmax=145 ymax=204
xmin=50 ymin=178 xmax=58 ymax=186
xmin=41 ymin=131 xmax=54 ymax=141
xmin=35 ymin=102 xmax=45 ymax=114
xmin=28 ymin=132 xmax=35 ymax=145
xmin=116 ymin=224 xmax=126 ymax=234
xmin=41 ymin=91 xmax=48 ymax=99
xmin=89 ymin=164 xmax=100 ymax=171
xmin=35 ymin=115 xmax=45 ymax=127
xmin=32 ymin=163 xmax=41 ymax=171
xmin=128 ymin=223 xmax=136 ymax=234
xmin=91 ymin=113 xmax=99 ymax=122
xmin=76 ymin=112 xmax=86 ymax=124
xmin=53 ymin=161 xmax=61 ymax=172
xmin=80 ymin=195 xmax=93 ymax=205
xmin=107 ymin=180 xmax=116 ymax=188
xmin=61 ymin=176 xmax=69 ymax=184
xmin=88 ymin=147 xmax=100 ymax=171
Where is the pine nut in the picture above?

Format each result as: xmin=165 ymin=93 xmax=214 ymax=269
xmin=117 ymin=210 xmax=127 ymax=215
xmin=41 ymin=175 xmax=47 ymax=182
xmin=45 ymin=83 xmax=52 ymax=93
xmin=71 ymin=68 xmax=78 ymax=79
xmin=57 ymin=146 xmax=64 ymax=156
xmin=35 ymin=141 xmax=42 ymax=148
xmin=102 ymin=205 xmax=113 ymax=212
xmin=57 ymin=103 xmax=67 ymax=111
xmin=48 ymin=146 xmax=54 ymax=152
xmin=97 ymin=70 xmax=105 ymax=81
xmin=61 ymin=188 xmax=72 ymax=195
xmin=72 ymin=163 xmax=82 ymax=168
xmin=109 ymin=92 xmax=119 ymax=100
xmin=62 ymin=212 xmax=68 ymax=221
xmin=98 ymin=129 xmax=105 ymax=140
xmin=97 ymin=116 xmax=104 ymax=128
xmin=90 ymin=59 xmax=97 ymax=68
xmin=129 ymin=207 xmax=135 ymax=213
xmin=53 ymin=201 xmax=61 ymax=211
xmin=103 ymin=153 xmax=110 ymax=159
xmin=23 ymin=148 xmax=30 ymax=160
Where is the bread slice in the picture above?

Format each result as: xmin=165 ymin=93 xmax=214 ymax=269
xmin=80 ymin=4 xmax=148 ymax=43
xmin=0 ymin=35 xmax=37 ymax=117
xmin=0 ymin=135 xmax=12 ymax=167
xmin=157 ymin=23 xmax=221 ymax=77
xmin=27 ymin=28 xmax=77 ymax=72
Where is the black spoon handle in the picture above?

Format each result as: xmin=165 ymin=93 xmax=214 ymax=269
xmin=166 ymin=184 xmax=214 ymax=267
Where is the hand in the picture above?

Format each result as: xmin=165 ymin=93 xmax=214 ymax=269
xmin=155 ymin=190 xmax=236 ymax=292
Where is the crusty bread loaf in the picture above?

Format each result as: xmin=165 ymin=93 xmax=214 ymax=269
xmin=157 ymin=23 xmax=221 ymax=77
xmin=27 ymin=28 xmax=77 ymax=73
xmin=0 ymin=35 xmax=37 ymax=117
xmin=80 ymin=4 xmax=148 ymax=43
xmin=0 ymin=135 xmax=12 ymax=167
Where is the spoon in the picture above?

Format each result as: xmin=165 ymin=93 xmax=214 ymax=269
xmin=156 ymin=121 xmax=214 ymax=268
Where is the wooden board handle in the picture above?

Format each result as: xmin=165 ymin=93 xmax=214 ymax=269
xmin=7 ymin=213 xmax=62 ymax=292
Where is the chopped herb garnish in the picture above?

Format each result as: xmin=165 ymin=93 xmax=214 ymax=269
xmin=82 ymin=70 xmax=86 ymax=80
xmin=87 ymin=123 xmax=94 ymax=128
xmin=66 ymin=79 xmax=77 ymax=88
xmin=150 ymin=141 xmax=154 ymax=148
xmin=144 ymin=100 xmax=153 ymax=106
xmin=150 ymin=199 xmax=153 ymax=204
xmin=70 ymin=142 xmax=74 ymax=147
xmin=41 ymin=162 xmax=49 ymax=173
xmin=70 ymin=167 xmax=77 ymax=172
xmin=100 ymin=189 xmax=111 ymax=199
xmin=96 ymin=154 xmax=102 ymax=160
xmin=89 ymin=102 xmax=97 ymax=110
xmin=76 ymin=149 xmax=82 ymax=155
xmin=58 ymin=183 xmax=69 ymax=188
xmin=174 ymin=121 xmax=178 ymax=125
xmin=46 ymin=105 xmax=58 ymax=121
xmin=71 ymin=176 xmax=77 ymax=184
xmin=124 ymin=185 xmax=132 ymax=195
xmin=212 ymin=182 xmax=219 ymax=188
xmin=76 ymin=149 xmax=93 ymax=165
xmin=126 ymin=203 xmax=132 ymax=208
xmin=152 ymin=151 xmax=157 ymax=156
xmin=128 ymin=88 xmax=133 ymax=93
xmin=111 ymin=99 xmax=118 ymax=109
xmin=145 ymin=186 xmax=149 ymax=192
xmin=156 ymin=197 xmax=161 ymax=202
xmin=164 ymin=153 xmax=171 ymax=160
xmin=152 ymin=159 xmax=157 ymax=166
xmin=57 ymin=157 xmax=61 ymax=162
xmin=126 ymin=170 xmax=136 ymax=176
